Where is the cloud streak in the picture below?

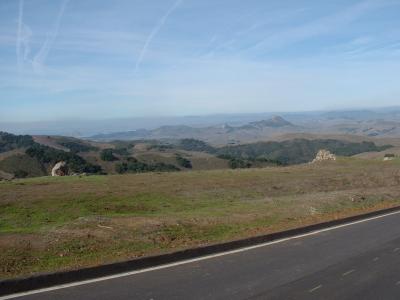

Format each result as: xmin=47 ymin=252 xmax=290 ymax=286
xmin=245 ymin=0 xmax=397 ymax=54
xmin=16 ymin=0 xmax=24 ymax=70
xmin=16 ymin=0 xmax=33 ymax=72
xmin=134 ymin=0 xmax=182 ymax=73
xmin=33 ymin=0 xmax=69 ymax=73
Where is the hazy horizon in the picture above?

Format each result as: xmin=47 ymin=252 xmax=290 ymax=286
xmin=1 ymin=0 xmax=400 ymax=122
xmin=1 ymin=105 xmax=400 ymax=137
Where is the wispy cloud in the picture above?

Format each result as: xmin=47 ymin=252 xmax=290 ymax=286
xmin=15 ymin=0 xmax=33 ymax=72
xmin=32 ymin=0 xmax=69 ymax=73
xmin=16 ymin=0 xmax=23 ymax=70
xmin=246 ymin=0 xmax=398 ymax=54
xmin=134 ymin=0 xmax=183 ymax=73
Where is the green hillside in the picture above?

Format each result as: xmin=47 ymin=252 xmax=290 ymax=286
xmin=0 ymin=132 xmax=393 ymax=179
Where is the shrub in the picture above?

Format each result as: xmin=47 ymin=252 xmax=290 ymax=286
xmin=228 ymin=158 xmax=252 ymax=169
xmin=178 ymin=139 xmax=216 ymax=153
xmin=14 ymin=170 xmax=29 ymax=178
xmin=115 ymin=160 xmax=179 ymax=174
xmin=100 ymin=149 xmax=118 ymax=161
xmin=59 ymin=141 xmax=98 ymax=153
xmin=176 ymin=155 xmax=192 ymax=169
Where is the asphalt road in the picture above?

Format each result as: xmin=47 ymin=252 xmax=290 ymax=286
xmin=5 ymin=211 xmax=400 ymax=300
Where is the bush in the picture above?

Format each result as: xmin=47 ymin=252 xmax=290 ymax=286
xmin=14 ymin=170 xmax=29 ymax=178
xmin=228 ymin=158 xmax=252 ymax=169
xmin=178 ymin=139 xmax=215 ymax=153
xmin=115 ymin=160 xmax=180 ymax=174
xmin=176 ymin=155 xmax=192 ymax=169
xmin=59 ymin=141 xmax=98 ymax=153
xmin=113 ymin=147 xmax=130 ymax=156
xmin=100 ymin=149 xmax=118 ymax=161
xmin=147 ymin=144 xmax=173 ymax=152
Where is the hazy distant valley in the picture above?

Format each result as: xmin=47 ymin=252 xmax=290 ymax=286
xmin=85 ymin=108 xmax=400 ymax=146
xmin=2 ymin=108 xmax=400 ymax=180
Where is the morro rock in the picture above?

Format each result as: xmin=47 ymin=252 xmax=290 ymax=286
xmin=51 ymin=161 xmax=68 ymax=176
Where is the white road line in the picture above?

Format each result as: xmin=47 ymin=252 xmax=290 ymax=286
xmin=309 ymin=284 xmax=322 ymax=293
xmin=2 ymin=209 xmax=400 ymax=300
xmin=342 ymin=269 xmax=355 ymax=276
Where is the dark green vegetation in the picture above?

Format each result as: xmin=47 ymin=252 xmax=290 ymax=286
xmin=0 ymin=154 xmax=45 ymax=178
xmin=216 ymin=139 xmax=392 ymax=165
xmin=1 ymin=158 xmax=400 ymax=278
xmin=217 ymin=154 xmax=282 ymax=169
xmin=0 ymin=133 xmax=104 ymax=178
xmin=59 ymin=141 xmax=98 ymax=153
xmin=26 ymin=144 xmax=102 ymax=174
xmin=100 ymin=149 xmax=118 ymax=161
xmin=0 ymin=132 xmax=35 ymax=153
xmin=115 ymin=157 xmax=180 ymax=174
xmin=0 ymin=132 xmax=392 ymax=179
xmin=175 ymin=154 xmax=192 ymax=169
xmin=167 ymin=138 xmax=390 ymax=167
xmin=177 ymin=138 xmax=216 ymax=153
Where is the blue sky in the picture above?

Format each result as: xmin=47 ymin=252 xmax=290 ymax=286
xmin=1 ymin=0 xmax=400 ymax=122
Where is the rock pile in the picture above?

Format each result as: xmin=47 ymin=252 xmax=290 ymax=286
xmin=51 ymin=161 xmax=68 ymax=176
xmin=312 ymin=149 xmax=336 ymax=163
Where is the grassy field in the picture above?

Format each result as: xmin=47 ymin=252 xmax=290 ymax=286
xmin=1 ymin=157 xmax=400 ymax=279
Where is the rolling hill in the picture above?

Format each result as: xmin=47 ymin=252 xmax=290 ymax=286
xmin=0 ymin=130 xmax=394 ymax=180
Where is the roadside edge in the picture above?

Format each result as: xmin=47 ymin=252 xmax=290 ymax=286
xmin=2 ymin=205 xmax=400 ymax=297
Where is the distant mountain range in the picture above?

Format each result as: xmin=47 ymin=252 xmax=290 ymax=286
xmin=89 ymin=116 xmax=299 ymax=144
xmin=88 ymin=113 xmax=400 ymax=144
xmin=2 ymin=107 xmax=400 ymax=140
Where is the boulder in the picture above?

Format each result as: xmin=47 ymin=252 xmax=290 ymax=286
xmin=51 ymin=161 xmax=68 ymax=176
xmin=312 ymin=150 xmax=336 ymax=163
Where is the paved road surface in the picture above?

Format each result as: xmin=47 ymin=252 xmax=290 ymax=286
xmin=4 ymin=211 xmax=400 ymax=300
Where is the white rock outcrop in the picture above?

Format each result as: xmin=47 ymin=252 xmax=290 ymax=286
xmin=51 ymin=161 xmax=68 ymax=176
xmin=312 ymin=150 xmax=336 ymax=163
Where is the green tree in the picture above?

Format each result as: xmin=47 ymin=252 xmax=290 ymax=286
xmin=100 ymin=149 xmax=118 ymax=161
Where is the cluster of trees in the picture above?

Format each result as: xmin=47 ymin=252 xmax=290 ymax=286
xmin=14 ymin=170 xmax=29 ymax=178
xmin=100 ymin=148 xmax=131 ymax=161
xmin=175 ymin=154 xmax=192 ymax=169
xmin=147 ymin=144 xmax=174 ymax=152
xmin=217 ymin=154 xmax=282 ymax=169
xmin=0 ymin=132 xmax=35 ymax=153
xmin=216 ymin=139 xmax=391 ymax=165
xmin=59 ymin=141 xmax=98 ymax=153
xmin=100 ymin=149 xmax=118 ymax=161
xmin=26 ymin=144 xmax=102 ymax=174
xmin=148 ymin=138 xmax=390 ymax=167
xmin=227 ymin=158 xmax=252 ymax=169
xmin=115 ymin=157 xmax=179 ymax=174
xmin=112 ymin=147 xmax=131 ymax=156
xmin=178 ymin=139 xmax=216 ymax=153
